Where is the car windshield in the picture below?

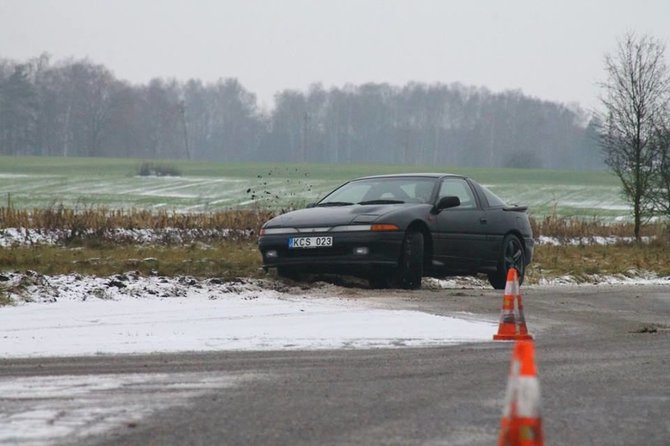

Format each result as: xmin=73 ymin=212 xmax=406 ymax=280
xmin=319 ymin=177 xmax=438 ymax=205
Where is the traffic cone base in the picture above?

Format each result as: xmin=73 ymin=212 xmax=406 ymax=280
xmin=494 ymin=333 xmax=533 ymax=341
xmin=493 ymin=268 xmax=533 ymax=341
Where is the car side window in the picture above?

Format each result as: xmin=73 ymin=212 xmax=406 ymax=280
xmin=480 ymin=184 xmax=507 ymax=208
xmin=439 ymin=178 xmax=477 ymax=209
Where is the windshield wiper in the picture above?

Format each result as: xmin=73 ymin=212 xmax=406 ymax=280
xmin=357 ymin=199 xmax=405 ymax=205
xmin=315 ymin=201 xmax=354 ymax=207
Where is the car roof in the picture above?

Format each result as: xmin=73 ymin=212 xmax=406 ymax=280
xmin=353 ymin=173 xmax=465 ymax=180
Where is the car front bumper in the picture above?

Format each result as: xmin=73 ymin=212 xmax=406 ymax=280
xmin=258 ymin=231 xmax=405 ymax=276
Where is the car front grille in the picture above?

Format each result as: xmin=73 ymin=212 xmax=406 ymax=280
xmin=280 ymin=246 xmax=350 ymax=258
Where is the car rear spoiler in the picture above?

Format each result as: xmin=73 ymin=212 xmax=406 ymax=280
xmin=503 ymin=205 xmax=528 ymax=212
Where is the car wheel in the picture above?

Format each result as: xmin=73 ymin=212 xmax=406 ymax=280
xmin=395 ymin=230 xmax=424 ymax=290
xmin=488 ymin=234 xmax=525 ymax=290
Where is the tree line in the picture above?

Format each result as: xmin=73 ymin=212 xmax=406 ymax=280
xmin=0 ymin=53 xmax=602 ymax=169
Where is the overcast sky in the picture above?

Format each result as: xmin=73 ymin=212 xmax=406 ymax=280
xmin=1 ymin=0 xmax=669 ymax=110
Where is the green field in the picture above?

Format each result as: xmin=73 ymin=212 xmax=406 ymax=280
xmin=0 ymin=155 xmax=626 ymax=219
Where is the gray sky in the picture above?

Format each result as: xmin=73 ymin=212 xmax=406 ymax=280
xmin=1 ymin=0 xmax=669 ymax=110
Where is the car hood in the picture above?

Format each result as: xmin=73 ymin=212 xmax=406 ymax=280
xmin=265 ymin=204 xmax=420 ymax=228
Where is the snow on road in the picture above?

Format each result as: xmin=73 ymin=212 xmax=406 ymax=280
xmin=0 ymin=372 xmax=256 ymax=445
xmin=1 ymin=272 xmax=668 ymax=445
xmin=0 ymin=273 xmax=495 ymax=358
xmin=0 ymin=272 xmax=499 ymax=445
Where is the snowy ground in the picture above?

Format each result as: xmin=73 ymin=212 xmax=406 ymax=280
xmin=535 ymin=235 xmax=654 ymax=246
xmin=0 ymin=272 xmax=501 ymax=445
xmin=0 ymin=227 xmax=250 ymax=247
xmin=0 ymin=227 xmax=659 ymax=248
xmin=1 ymin=271 xmax=668 ymax=445
xmin=0 ymin=371 xmax=258 ymax=445
xmin=0 ymin=272 xmax=496 ymax=358
xmin=2 ymin=271 xmax=668 ymax=359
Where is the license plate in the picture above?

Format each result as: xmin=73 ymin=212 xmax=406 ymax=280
xmin=288 ymin=236 xmax=333 ymax=249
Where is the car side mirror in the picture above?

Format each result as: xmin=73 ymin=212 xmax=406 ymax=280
xmin=306 ymin=202 xmax=316 ymax=208
xmin=435 ymin=196 xmax=460 ymax=211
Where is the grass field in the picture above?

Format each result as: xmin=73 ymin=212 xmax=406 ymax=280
xmin=1 ymin=156 xmax=668 ymax=290
xmin=0 ymin=155 xmax=626 ymax=219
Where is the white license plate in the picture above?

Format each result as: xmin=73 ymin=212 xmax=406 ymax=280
xmin=288 ymin=236 xmax=333 ymax=249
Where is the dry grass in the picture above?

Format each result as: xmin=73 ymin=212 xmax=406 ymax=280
xmin=0 ymin=291 xmax=10 ymax=306
xmin=527 ymin=242 xmax=670 ymax=283
xmin=3 ymin=207 xmax=666 ymax=238
xmin=527 ymin=215 xmax=670 ymax=282
xmin=1 ymin=206 xmax=669 ymax=282
xmin=0 ymin=241 xmax=262 ymax=279
xmin=3 ymin=241 xmax=667 ymax=284
xmin=0 ymin=207 xmax=274 ymax=239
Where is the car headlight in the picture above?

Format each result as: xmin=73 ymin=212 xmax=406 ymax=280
xmin=330 ymin=225 xmax=370 ymax=232
xmin=260 ymin=228 xmax=298 ymax=235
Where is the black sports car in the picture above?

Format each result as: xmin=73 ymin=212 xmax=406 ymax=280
xmin=258 ymin=173 xmax=533 ymax=289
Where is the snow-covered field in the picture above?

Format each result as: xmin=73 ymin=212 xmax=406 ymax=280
xmin=0 ymin=173 xmax=335 ymax=212
xmin=486 ymin=182 xmax=627 ymax=219
xmin=0 ymin=171 xmax=629 ymax=218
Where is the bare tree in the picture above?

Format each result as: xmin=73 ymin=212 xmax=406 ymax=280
xmin=0 ymin=64 xmax=38 ymax=155
xmin=599 ymin=33 xmax=670 ymax=240
xmin=649 ymin=124 xmax=670 ymax=216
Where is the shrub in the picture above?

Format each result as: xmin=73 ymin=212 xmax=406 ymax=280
xmin=137 ymin=162 xmax=182 ymax=177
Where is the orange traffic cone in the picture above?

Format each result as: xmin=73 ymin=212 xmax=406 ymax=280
xmin=493 ymin=268 xmax=533 ymax=341
xmin=498 ymin=340 xmax=545 ymax=446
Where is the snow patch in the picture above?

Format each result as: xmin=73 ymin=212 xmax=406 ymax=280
xmin=0 ymin=372 xmax=255 ymax=445
xmin=536 ymin=235 xmax=654 ymax=246
xmin=534 ymin=270 xmax=670 ymax=286
xmin=422 ymin=276 xmax=489 ymax=289
xmin=0 ymin=227 xmax=250 ymax=247
xmin=0 ymin=273 xmax=495 ymax=358
xmin=2 ymin=228 xmax=656 ymax=248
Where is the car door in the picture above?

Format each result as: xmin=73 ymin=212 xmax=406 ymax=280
xmin=432 ymin=177 xmax=489 ymax=271
xmin=470 ymin=180 xmax=507 ymax=266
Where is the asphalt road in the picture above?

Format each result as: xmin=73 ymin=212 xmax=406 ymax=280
xmin=1 ymin=284 xmax=668 ymax=445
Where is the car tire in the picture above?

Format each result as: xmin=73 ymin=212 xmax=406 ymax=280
xmin=395 ymin=230 xmax=424 ymax=290
xmin=488 ymin=234 xmax=525 ymax=290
